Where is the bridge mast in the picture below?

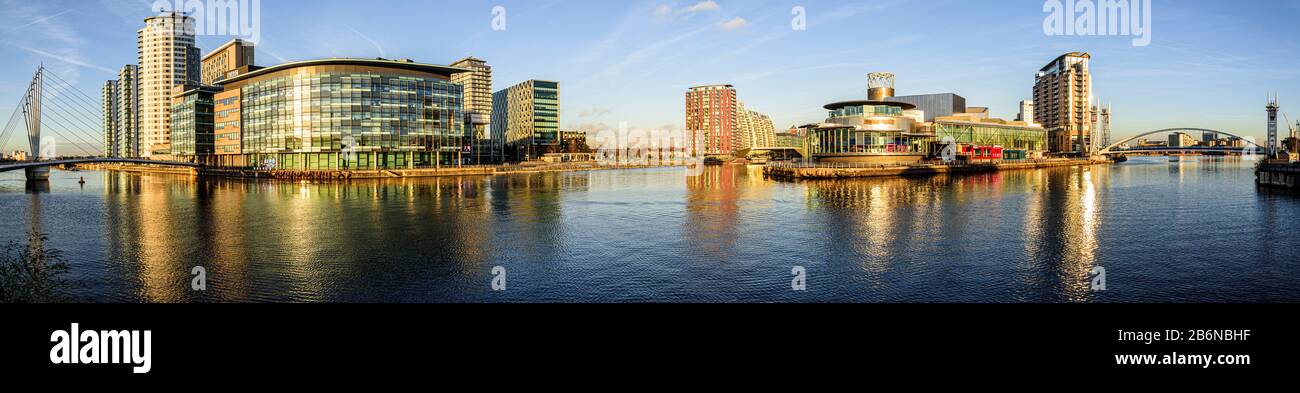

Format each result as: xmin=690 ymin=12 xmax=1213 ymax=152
xmin=21 ymin=66 xmax=49 ymax=181
xmin=23 ymin=66 xmax=43 ymax=160
xmin=1267 ymin=93 xmax=1279 ymax=158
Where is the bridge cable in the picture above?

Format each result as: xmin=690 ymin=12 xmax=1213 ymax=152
xmin=41 ymin=81 xmax=108 ymax=140
xmin=38 ymin=103 xmax=105 ymax=156
xmin=0 ymin=99 xmax=24 ymax=153
xmin=38 ymin=87 xmax=110 ymax=145
xmin=43 ymin=70 xmax=108 ymax=112
xmin=40 ymin=110 xmax=103 ymax=156
xmin=42 ymin=81 xmax=104 ymax=122
xmin=39 ymin=117 xmax=96 ymax=157
xmin=40 ymin=105 xmax=103 ymax=154
xmin=40 ymin=92 xmax=107 ymax=147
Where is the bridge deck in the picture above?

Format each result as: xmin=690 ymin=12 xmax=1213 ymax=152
xmin=0 ymin=158 xmax=199 ymax=173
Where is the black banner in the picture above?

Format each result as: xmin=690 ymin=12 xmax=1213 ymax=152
xmin=0 ymin=304 xmax=1291 ymax=381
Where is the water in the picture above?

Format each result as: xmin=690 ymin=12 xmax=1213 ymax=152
xmin=1 ymin=157 xmax=1298 ymax=303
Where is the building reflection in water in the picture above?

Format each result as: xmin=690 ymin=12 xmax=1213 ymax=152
xmin=801 ymin=164 xmax=1108 ymax=302
xmin=685 ymin=166 xmax=744 ymax=261
xmin=1017 ymin=166 xmax=1106 ymax=302
xmin=96 ymin=170 xmax=517 ymax=302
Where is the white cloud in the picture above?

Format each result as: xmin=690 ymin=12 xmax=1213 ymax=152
xmin=656 ymin=1 xmax=720 ymax=19
xmin=719 ymin=17 xmax=747 ymax=31
xmin=682 ymin=1 xmax=720 ymax=14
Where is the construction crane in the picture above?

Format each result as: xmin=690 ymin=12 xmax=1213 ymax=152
xmin=1282 ymin=112 xmax=1298 ymax=160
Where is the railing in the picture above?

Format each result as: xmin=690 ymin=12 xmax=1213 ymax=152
xmin=765 ymin=158 xmax=1072 ymax=170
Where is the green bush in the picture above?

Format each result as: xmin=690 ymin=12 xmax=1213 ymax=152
xmin=0 ymin=230 xmax=70 ymax=303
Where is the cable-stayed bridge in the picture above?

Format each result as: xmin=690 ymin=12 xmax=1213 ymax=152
xmin=0 ymin=66 xmax=195 ymax=180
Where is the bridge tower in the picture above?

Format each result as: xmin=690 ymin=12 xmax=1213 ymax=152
xmin=22 ymin=66 xmax=48 ymax=181
xmin=1267 ymin=93 xmax=1279 ymax=158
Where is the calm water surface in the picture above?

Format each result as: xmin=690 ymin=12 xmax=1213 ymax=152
xmin=2 ymin=157 xmax=1298 ymax=303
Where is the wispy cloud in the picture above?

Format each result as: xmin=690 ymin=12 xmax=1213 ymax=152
xmin=15 ymin=46 xmax=117 ymax=74
xmin=345 ymin=25 xmax=387 ymax=58
xmin=579 ymin=107 xmax=612 ymax=117
xmin=575 ymin=23 xmax=713 ymax=87
xmin=719 ymin=17 xmax=747 ymax=31
xmin=0 ymin=1 xmax=114 ymax=85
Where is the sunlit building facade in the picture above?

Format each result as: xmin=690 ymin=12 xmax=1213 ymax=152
xmin=492 ymin=80 xmax=560 ymax=161
xmin=101 ymin=65 xmax=141 ymax=158
xmin=450 ymin=57 xmax=499 ymax=163
xmin=1034 ymin=52 xmax=1092 ymax=154
xmin=102 ymin=81 xmax=118 ymax=157
xmin=685 ymin=85 xmax=738 ymax=157
xmin=169 ymin=85 xmax=219 ymax=159
xmin=214 ymin=58 xmax=469 ymax=169
xmin=138 ymin=12 xmax=201 ymax=158
xmin=804 ymin=72 xmax=1047 ymax=164
xmin=201 ymin=39 xmax=255 ymax=86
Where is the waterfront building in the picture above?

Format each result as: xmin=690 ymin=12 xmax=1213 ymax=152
xmin=685 ymin=84 xmax=739 ymax=157
xmin=492 ymin=80 xmax=560 ymax=161
xmin=138 ymin=12 xmax=201 ymax=158
xmin=201 ymin=39 xmax=255 ymax=86
xmin=933 ymin=114 xmax=1047 ymax=159
xmin=169 ymin=84 xmax=220 ymax=160
xmin=803 ymin=73 xmax=929 ymax=164
xmin=212 ymin=84 xmax=243 ymax=166
xmin=117 ymin=65 xmax=140 ymax=158
xmin=1033 ymin=52 xmax=1093 ymax=154
xmin=736 ymin=101 xmax=777 ymax=150
xmin=102 ymin=81 xmax=118 ymax=158
xmin=1168 ymin=132 xmax=1197 ymax=148
xmin=1016 ymin=100 xmax=1036 ymax=126
xmin=774 ymin=129 xmax=804 ymax=149
xmin=803 ymin=72 xmax=1046 ymax=164
xmin=102 ymin=65 xmax=141 ymax=158
xmin=213 ymin=58 xmax=469 ymax=169
xmin=891 ymin=93 xmax=967 ymax=122
xmin=207 ymin=68 xmax=264 ymax=167
xmin=560 ymin=130 xmax=590 ymax=153
xmin=450 ymin=57 xmax=499 ymax=164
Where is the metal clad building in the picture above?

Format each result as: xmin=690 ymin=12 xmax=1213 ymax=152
xmin=890 ymin=93 xmax=967 ymax=122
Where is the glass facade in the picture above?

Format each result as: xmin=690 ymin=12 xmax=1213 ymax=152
xmin=829 ymin=104 xmax=903 ymax=118
xmin=934 ymin=121 xmax=1047 ymax=153
xmin=806 ymin=127 xmax=928 ymax=155
xmin=532 ymin=81 xmax=559 ymax=146
xmin=170 ymin=88 xmax=216 ymax=157
xmin=237 ymin=66 xmax=465 ymax=170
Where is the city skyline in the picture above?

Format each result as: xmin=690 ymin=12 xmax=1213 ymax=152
xmin=2 ymin=0 xmax=1300 ymax=153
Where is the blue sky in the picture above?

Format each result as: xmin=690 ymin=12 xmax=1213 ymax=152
xmin=2 ymin=0 xmax=1299 ymax=151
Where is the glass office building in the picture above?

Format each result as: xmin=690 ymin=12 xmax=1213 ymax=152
xmin=492 ymin=80 xmax=560 ymax=161
xmin=169 ymin=85 xmax=220 ymax=159
xmin=216 ymin=58 xmax=469 ymax=170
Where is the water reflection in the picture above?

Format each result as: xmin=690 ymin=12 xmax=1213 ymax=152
xmin=1 ymin=157 xmax=1297 ymax=303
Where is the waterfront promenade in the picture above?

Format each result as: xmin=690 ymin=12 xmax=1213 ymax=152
xmin=80 ymin=161 xmax=679 ymax=180
xmin=763 ymin=158 xmax=1112 ymax=180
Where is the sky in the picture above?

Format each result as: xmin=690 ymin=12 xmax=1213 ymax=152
xmin=2 ymin=0 xmax=1300 ymax=152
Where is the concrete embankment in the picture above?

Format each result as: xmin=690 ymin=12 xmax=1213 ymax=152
xmin=763 ymin=159 xmax=1111 ymax=180
xmin=85 ymin=163 xmax=676 ymax=180
xmin=1256 ymin=161 xmax=1300 ymax=190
